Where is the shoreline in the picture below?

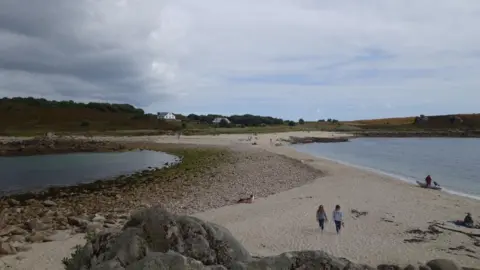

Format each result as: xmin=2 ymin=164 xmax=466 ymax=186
xmin=1 ymin=132 xmax=480 ymax=268
xmin=290 ymin=147 xmax=480 ymax=201
xmin=353 ymin=130 xmax=480 ymax=138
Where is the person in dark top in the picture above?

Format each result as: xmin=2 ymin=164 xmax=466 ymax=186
xmin=425 ymin=175 xmax=432 ymax=187
xmin=464 ymin=213 xmax=474 ymax=228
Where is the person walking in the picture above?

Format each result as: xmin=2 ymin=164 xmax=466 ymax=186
xmin=332 ymin=205 xmax=344 ymax=234
xmin=316 ymin=205 xmax=328 ymax=232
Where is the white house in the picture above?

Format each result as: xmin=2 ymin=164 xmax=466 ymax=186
xmin=212 ymin=117 xmax=231 ymax=124
xmin=157 ymin=112 xmax=176 ymax=120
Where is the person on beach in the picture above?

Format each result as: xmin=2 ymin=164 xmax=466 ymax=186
xmin=316 ymin=205 xmax=328 ymax=232
xmin=463 ymin=213 xmax=474 ymax=228
xmin=333 ymin=205 xmax=344 ymax=234
xmin=425 ymin=175 xmax=432 ymax=187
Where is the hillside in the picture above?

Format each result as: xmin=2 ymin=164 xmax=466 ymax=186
xmin=0 ymin=97 xmax=298 ymax=136
xmin=346 ymin=114 xmax=480 ymax=130
xmin=0 ymin=97 xmax=179 ymax=135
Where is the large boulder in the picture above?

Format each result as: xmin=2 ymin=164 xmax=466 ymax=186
xmin=231 ymin=251 xmax=374 ymax=270
xmin=64 ymin=205 xmax=251 ymax=269
xmin=426 ymin=260 xmax=461 ymax=270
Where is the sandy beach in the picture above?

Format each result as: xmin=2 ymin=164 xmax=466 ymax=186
xmin=1 ymin=131 xmax=480 ymax=269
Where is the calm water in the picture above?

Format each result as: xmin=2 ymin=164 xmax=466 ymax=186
xmin=294 ymin=138 xmax=480 ymax=199
xmin=0 ymin=150 xmax=178 ymax=195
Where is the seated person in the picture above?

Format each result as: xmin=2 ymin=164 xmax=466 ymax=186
xmin=464 ymin=213 xmax=474 ymax=228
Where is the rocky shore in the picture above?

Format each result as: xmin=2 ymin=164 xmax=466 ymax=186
xmin=0 ymin=136 xmax=126 ymax=156
xmin=0 ymin=142 xmax=321 ymax=258
xmin=286 ymin=136 xmax=349 ymax=144
xmin=63 ymin=206 xmax=477 ymax=270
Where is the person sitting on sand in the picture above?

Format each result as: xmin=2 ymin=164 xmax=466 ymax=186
xmin=332 ymin=205 xmax=344 ymax=234
xmin=316 ymin=205 xmax=328 ymax=232
xmin=464 ymin=213 xmax=474 ymax=228
xmin=425 ymin=175 xmax=432 ymax=187
xmin=237 ymin=194 xmax=254 ymax=204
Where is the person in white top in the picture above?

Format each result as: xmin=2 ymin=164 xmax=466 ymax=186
xmin=332 ymin=205 xmax=344 ymax=234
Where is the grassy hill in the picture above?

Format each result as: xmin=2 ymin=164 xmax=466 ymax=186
xmin=0 ymin=97 xmax=339 ymax=136
xmin=0 ymin=97 xmax=180 ymax=135
xmin=346 ymin=114 xmax=480 ymax=130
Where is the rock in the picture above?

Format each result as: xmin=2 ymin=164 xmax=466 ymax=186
xmin=15 ymin=245 xmax=32 ymax=252
xmin=92 ymin=214 xmax=106 ymax=223
xmin=7 ymin=198 xmax=20 ymax=206
xmin=0 ymin=225 xmax=27 ymax=236
xmin=26 ymin=219 xmax=51 ymax=231
xmin=427 ymin=259 xmax=460 ymax=270
xmin=125 ymin=251 xmax=208 ymax=270
xmin=231 ymin=250 xmax=359 ymax=270
xmin=105 ymin=219 xmax=116 ymax=225
xmin=43 ymin=200 xmax=57 ymax=207
xmin=26 ymin=231 xmax=52 ymax=243
xmin=86 ymin=222 xmax=103 ymax=234
xmin=68 ymin=216 xmax=89 ymax=228
xmin=0 ymin=242 xmax=17 ymax=255
xmin=378 ymin=265 xmax=402 ymax=270
xmin=64 ymin=206 xmax=251 ymax=269
xmin=8 ymin=235 xmax=26 ymax=243
xmin=405 ymin=265 xmax=418 ymax=270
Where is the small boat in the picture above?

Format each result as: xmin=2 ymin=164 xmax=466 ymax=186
xmin=416 ymin=181 xmax=442 ymax=190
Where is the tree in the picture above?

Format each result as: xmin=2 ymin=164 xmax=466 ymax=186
xmin=298 ymin=118 xmax=305 ymax=125
xmin=288 ymin=121 xmax=296 ymax=127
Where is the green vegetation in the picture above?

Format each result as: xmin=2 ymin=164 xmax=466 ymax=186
xmin=0 ymin=97 xmax=178 ymax=135
xmin=4 ymin=96 xmax=477 ymax=137
xmin=0 ymin=97 xmax=346 ymax=136
xmin=346 ymin=114 xmax=480 ymax=131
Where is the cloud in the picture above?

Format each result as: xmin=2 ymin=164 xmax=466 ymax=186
xmin=1 ymin=0 xmax=479 ymax=119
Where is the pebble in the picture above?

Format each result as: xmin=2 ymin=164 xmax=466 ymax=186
xmin=42 ymin=200 xmax=57 ymax=207
xmin=0 ymin=242 xmax=16 ymax=255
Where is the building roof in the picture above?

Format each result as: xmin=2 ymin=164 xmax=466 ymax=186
xmin=157 ymin=112 xmax=171 ymax=117
xmin=213 ymin=117 xmax=230 ymax=123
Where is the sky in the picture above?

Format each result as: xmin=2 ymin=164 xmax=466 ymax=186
xmin=0 ymin=0 xmax=479 ymax=121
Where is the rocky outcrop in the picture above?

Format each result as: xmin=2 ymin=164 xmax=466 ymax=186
xmin=286 ymin=136 xmax=349 ymax=144
xmin=64 ymin=206 xmax=251 ymax=270
xmin=0 ymin=137 xmax=125 ymax=157
xmin=64 ymin=206 xmax=476 ymax=270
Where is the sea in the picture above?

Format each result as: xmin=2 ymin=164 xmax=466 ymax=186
xmin=293 ymin=138 xmax=480 ymax=200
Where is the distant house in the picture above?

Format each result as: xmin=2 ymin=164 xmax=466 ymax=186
xmin=212 ymin=117 xmax=231 ymax=124
xmin=157 ymin=112 xmax=176 ymax=120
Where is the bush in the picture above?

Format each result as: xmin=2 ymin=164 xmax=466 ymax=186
xmin=288 ymin=121 xmax=296 ymax=127
xmin=298 ymin=118 xmax=305 ymax=125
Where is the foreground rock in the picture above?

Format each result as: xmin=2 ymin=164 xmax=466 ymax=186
xmin=65 ymin=206 xmax=474 ymax=270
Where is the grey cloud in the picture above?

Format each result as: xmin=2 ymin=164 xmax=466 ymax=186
xmin=0 ymin=0 xmax=172 ymax=106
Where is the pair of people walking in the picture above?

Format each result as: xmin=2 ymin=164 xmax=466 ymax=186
xmin=316 ymin=204 xmax=344 ymax=234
